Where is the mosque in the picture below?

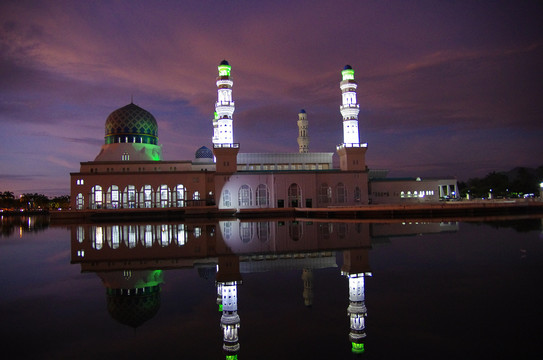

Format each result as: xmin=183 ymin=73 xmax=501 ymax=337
xmin=69 ymin=60 xmax=457 ymax=212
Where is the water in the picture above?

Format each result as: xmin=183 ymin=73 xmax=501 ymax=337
xmin=1 ymin=216 xmax=542 ymax=359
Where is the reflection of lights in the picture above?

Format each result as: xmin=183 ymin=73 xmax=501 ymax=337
xmin=352 ymin=342 xmax=365 ymax=354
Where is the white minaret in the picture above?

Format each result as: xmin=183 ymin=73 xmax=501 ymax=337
xmin=297 ymin=109 xmax=309 ymax=153
xmin=340 ymin=65 xmax=360 ymax=145
xmin=213 ymin=60 xmax=235 ymax=146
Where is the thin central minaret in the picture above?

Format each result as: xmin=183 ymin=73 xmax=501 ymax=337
xmin=340 ymin=65 xmax=360 ymax=145
xmin=297 ymin=109 xmax=309 ymax=153
xmin=213 ymin=60 xmax=235 ymax=145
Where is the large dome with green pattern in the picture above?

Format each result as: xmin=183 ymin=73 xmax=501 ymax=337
xmin=105 ymin=103 xmax=158 ymax=145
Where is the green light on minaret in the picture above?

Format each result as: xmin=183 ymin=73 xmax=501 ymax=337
xmin=214 ymin=111 xmax=219 ymax=120
xmin=218 ymin=64 xmax=231 ymax=76
xmin=351 ymin=342 xmax=365 ymax=354
xmin=225 ymin=355 xmax=238 ymax=360
xmin=342 ymin=68 xmax=355 ymax=81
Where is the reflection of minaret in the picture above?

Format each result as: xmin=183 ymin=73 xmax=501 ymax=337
xmin=216 ymin=255 xmax=242 ymax=358
xmin=297 ymin=109 xmax=309 ymax=153
xmin=97 ymin=269 xmax=164 ymax=328
xmin=341 ymin=249 xmax=372 ymax=354
xmin=301 ymin=268 xmax=313 ymax=306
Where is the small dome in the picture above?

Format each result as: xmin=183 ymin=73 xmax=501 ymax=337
xmin=299 ymin=109 xmax=306 ymax=114
xmin=220 ymin=59 xmax=229 ymax=66
xmin=105 ymin=103 xmax=158 ymax=145
xmin=344 ymin=64 xmax=353 ymax=70
xmin=195 ymin=146 xmax=213 ymax=159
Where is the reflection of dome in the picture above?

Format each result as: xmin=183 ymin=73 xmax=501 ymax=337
xmin=195 ymin=146 xmax=213 ymax=159
xmin=106 ymin=286 xmax=161 ymax=328
xmin=105 ymin=103 xmax=158 ymax=145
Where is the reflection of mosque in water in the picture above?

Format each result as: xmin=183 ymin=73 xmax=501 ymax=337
xmin=71 ymin=219 xmax=458 ymax=357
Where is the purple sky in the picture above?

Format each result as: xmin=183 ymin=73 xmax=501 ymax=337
xmin=1 ymin=0 xmax=542 ymax=197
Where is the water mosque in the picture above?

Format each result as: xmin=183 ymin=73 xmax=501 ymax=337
xmin=69 ymin=61 xmax=457 ymax=211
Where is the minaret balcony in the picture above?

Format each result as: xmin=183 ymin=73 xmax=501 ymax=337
xmin=216 ymin=79 xmax=233 ymax=87
xmin=340 ymin=81 xmax=358 ymax=90
xmin=340 ymin=105 xmax=360 ymax=118
xmin=215 ymin=104 xmax=235 ymax=117
xmin=336 ymin=143 xmax=368 ymax=150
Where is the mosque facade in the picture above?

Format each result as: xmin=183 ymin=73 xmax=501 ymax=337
xmin=69 ymin=61 xmax=457 ymax=211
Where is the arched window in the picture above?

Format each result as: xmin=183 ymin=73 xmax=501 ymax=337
xmin=318 ymin=183 xmax=331 ymax=204
xmin=140 ymin=185 xmax=153 ymax=208
xmin=336 ymin=182 xmax=346 ymax=204
xmin=158 ymin=185 xmax=170 ymax=208
xmin=140 ymin=224 xmax=154 ymax=247
xmin=174 ymin=224 xmax=187 ymax=246
xmin=238 ymin=185 xmax=252 ymax=207
xmin=123 ymin=225 xmax=138 ymax=248
xmin=90 ymin=226 xmax=104 ymax=249
xmin=106 ymin=185 xmax=120 ymax=209
xmin=256 ymin=184 xmax=269 ymax=207
xmin=158 ymin=224 xmax=171 ymax=246
xmin=289 ymin=221 xmax=302 ymax=241
xmin=106 ymin=225 xmax=120 ymax=249
xmin=175 ymin=185 xmax=186 ymax=207
xmin=222 ymin=221 xmax=232 ymax=241
xmin=193 ymin=191 xmax=200 ymax=201
xmin=76 ymin=193 xmax=84 ymax=210
xmin=288 ymin=183 xmax=301 ymax=207
xmin=222 ymin=189 xmax=231 ymax=207
xmin=239 ymin=222 xmax=254 ymax=243
xmin=123 ymin=185 xmax=136 ymax=208
xmin=90 ymin=185 xmax=103 ymax=209
xmin=354 ymin=186 xmax=361 ymax=202
xmin=257 ymin=222 xmax=270 ymax=242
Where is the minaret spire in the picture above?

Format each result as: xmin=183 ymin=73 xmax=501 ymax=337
xmin=213 ymin=60 xmax=235 ymax=146
xmin=340 ymin=65 xmax=360 ymax=145
xmin=297 ymin=109 xmax=309 ymax=153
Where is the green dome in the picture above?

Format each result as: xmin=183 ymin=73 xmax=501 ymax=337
xmin=105 ymin=103 xmax=158 ymax=145
xmin=106 ymin=286 xmax=161 ymax=328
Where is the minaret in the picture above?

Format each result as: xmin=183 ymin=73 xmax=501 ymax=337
xmin=297 ymin=109 xmax=309 ymax=153
xmin=340 ymin=65 xmax=360 ymax=145
xmin=336 ymin=65 xmax=367 ymax=172
xmin=213 ymin=60 xmax=235 ymax=146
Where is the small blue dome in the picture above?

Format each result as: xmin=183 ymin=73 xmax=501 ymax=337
xmin=344 ymin=64 xmax=352 ymax=70
xmin=219 ymin=59 xmax=229 ymax=66
xmin=195 ymin=146 xmax=213 ymax=159
xmin=300 ymin=109 xmax=306 ymax=114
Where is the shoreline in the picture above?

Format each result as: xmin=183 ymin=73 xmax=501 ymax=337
xmin=44 ymin=200 xmax=543 ymax=223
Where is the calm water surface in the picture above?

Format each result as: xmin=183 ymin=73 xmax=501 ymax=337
xmin=1 ymin=216 xmax=542 ymax=359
